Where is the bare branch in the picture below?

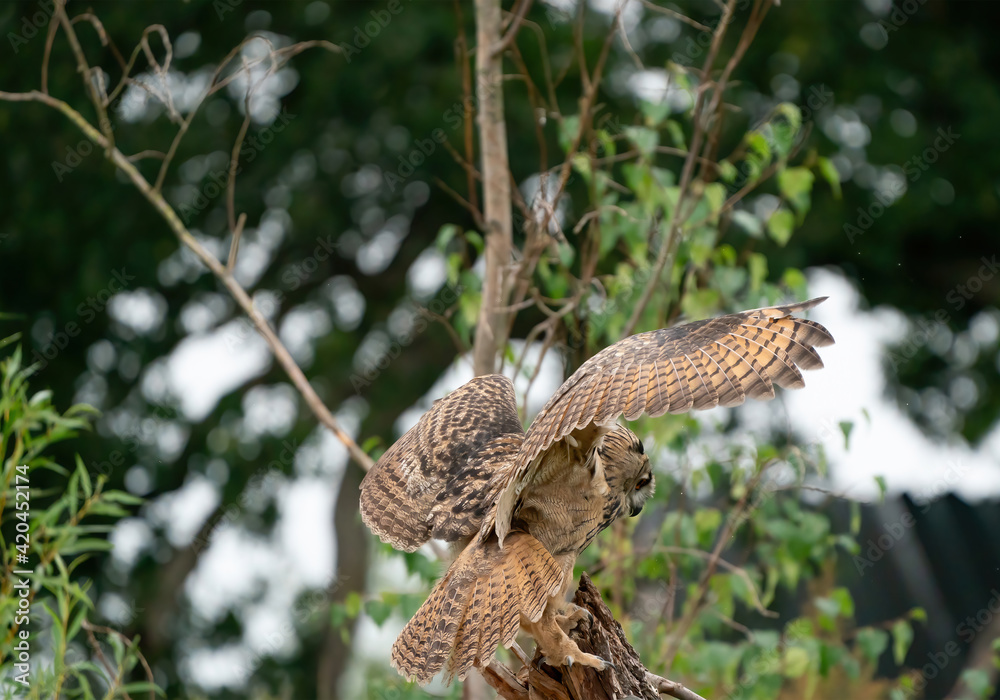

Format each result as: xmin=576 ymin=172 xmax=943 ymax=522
xmin=54 ymin=0 xmax=115 ymax=150
xmin=41 ymin=9 xmax=60 ymax=94
xmin=637 ymin=0 xmax=712 ymax=32
xmin=0 ymin=88 xmax=373 ymax=471
xmin=227 ymin=213 xmax=247 ymax=274
xmin=647 ymin=672 xmax=710 ymax=700
xmin=82 ymin=620 xmax=156 ymax=700
xmin=492 ymin=0 xmax=534 ymax=57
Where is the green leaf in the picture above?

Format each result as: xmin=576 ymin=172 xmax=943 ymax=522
xmin=769 ymin=103 xmax=802 ymax=157
xmin=704 ymin=183 xmax=726 ymax=218
xmin=717 ymin=160 xmax=738 ymax=184
xmin=782 ymin=268 xmax=807 ymax=296
xmin=365 ymin=598 xmax=394 ymax=626
xmin=330 ymin=602 xmax=347 ymax=627
xmin=732 ymin=210 xmax=763 ymax=238
xmin=559 ymin=115 xmax=581 ymax=153
xmin=435 ymin=224 xmax=459 ymax=251
xmin=571 ymin=153 xmax=592 ymax=182
xmin=875 ymin=475 xmax=888 ymax=502
xmin=0 ymin=332 xmax=23 ymax=350
xmin=680 ymin=288 xmax=721 ymax=322
xmin=746 ymin=132 xmax=772 ymax=172
xmin=464 ymin=230 xmax=484 ymax=255
xmin=856 ymin=628 xmax=889 ymax=664
xmin=777 ymin=166 xmax=814 ymax=219
xmin=67 ymin=470 xmax=79 ymax=517
xmin=816 ymin=156 xmax=842 ymax=199
xmin=748 ymin=253 xmax=768 ymax=291
xmin=831 ymin=587 xmax=855 ymax=617
xmin=120 ymin=682 xmax=165 ymax=696
xmin=60 ymin=539 xmax=115 ymax=555
xmin=640 ymin=100 xmax=669 ymax=126
xmin=713 ymin=267 xmax=748 ymax=300
xmin=29 ymin=389 xmax=52 ymax=406
xmin=75 ymin=455 xmax=93 ymax=498
xmin=850 ymin=500 xmax=861 ymax=535
xmin=459 ymin=289 xmax=480 ymax=329
xmin=102 ymin=490 xmax=145 ymax=505
xmin=766 ymin=208 xmax=795 ymax=246
xmin=838 ymin=421 xmax=854 ymax=450
xmin=599 ymin=223 xmax=623 ymax=258
xmin=67 ymin=604 xmax=89 ymax=642
xmin=625 ymin=126 xmax=658 ymax=158
xmin=344 ymin=591 xmax=363 ymax=619
xmin=960 ymin=669 xmax=993 ymax=699
xmin=782 ymin=646 xmax=810 ymax=678
xmin=891 ymin=619 xmax=914 ymax=665
xmin=664 ymin=119 xmax=686 ymax=149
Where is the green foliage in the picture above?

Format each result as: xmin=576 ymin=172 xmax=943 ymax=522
xmin=0 ymin=341 xmax=160 ymax=699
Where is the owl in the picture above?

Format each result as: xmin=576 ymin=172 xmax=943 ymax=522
xmin=360 ymin=298 xmax=834 ymax=684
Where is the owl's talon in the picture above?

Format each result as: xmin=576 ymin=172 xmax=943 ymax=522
xmin=556 ymin=604 xmax=595 ymax=633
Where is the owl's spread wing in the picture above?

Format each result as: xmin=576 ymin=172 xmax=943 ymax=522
xmin=490 ymin=297 xmax=835 ymax=545
xmin=361 ymin=374 xmax=524 ymax=552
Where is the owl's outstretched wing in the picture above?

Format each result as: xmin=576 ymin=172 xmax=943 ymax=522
xmin=361 ymin=374 xmax=524 ymax=552
xmin=491 ymin=297 xmax=835 ymax=545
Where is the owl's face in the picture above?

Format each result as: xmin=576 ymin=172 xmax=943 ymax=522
xmin=598 ymin=426 xmax=655 ymax=518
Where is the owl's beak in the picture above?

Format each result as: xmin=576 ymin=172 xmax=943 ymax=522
xmin=630 ymin=503 xmax=643 ymax=517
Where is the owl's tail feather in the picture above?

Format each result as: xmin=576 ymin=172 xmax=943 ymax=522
xmin=390 ymin=531 xmax=563 ymax=685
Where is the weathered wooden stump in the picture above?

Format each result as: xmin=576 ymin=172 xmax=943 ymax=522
xmin=480 ymin=573 xmax=705 ymax=700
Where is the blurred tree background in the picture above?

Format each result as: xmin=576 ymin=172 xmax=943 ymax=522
xmin=0 ymin=1 xmax=998 ymax=699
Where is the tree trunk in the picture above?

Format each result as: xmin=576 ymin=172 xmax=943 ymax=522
xmin=471 ymin=0 xmax=513 ymax=377
xmin=317 ymin=462 xmax=369 ymax=699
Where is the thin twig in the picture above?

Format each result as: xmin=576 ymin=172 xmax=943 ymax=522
xmin=434 ymin=176 xmax=486 ymax=231
xmin=82 ymin=620 xmax=156 ymax=700
xmin=647 ymin=672 xmax=710 ymax=700
xmin=126 ymin=149 xmax=166 ymax=162
xmin=41 ymin=9 xmax=60 ymax=94
xmin=637 ymin=0 xmax=711 ymax=32
xmin=54 ymin=0 xmax=114 ymax=150
xmin=617 ymin=10 xmax=644 ymax=70
xmin=227 ymin=57 xmax=255 ymax=236
xmin=492 ymin=0 xmax=534 ymax=57
xmin=453 ymin=0 xmax=479 ymax=213
xmin=227 ymin=213 xmax=247 ymax=274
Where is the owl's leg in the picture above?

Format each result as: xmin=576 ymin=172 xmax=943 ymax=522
xmin=554 ymin=602 xmax=594 ymax=633
xmin=523 ymin=601 xmax=614 ymax=672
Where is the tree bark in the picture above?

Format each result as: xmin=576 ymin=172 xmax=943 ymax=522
xmin=480 ymin=573 xmax=707 ymax=700
xmin=317 ymin=462 xmax=369 ymax=699
xmin=471 ymin=0 xmax=513 ymax=376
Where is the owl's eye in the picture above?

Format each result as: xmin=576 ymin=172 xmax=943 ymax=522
xmin=635 ymin=475 xmax=652 ymax=490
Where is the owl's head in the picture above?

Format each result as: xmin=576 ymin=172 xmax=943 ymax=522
xmin=598 ymin=425 xmax=654 ymax=517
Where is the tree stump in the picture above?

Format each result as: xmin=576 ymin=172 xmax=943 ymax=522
xmin=479 ymin=573 xmax=705 ymax=700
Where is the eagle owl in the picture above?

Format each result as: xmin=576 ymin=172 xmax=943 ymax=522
xmin=360 ymin=298 xmax=834 ymax=683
